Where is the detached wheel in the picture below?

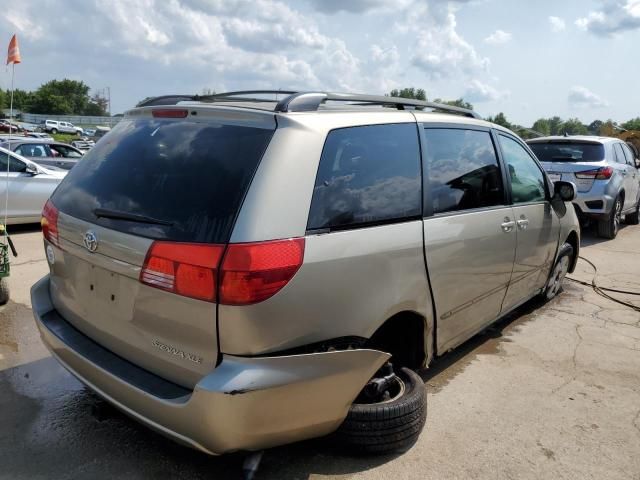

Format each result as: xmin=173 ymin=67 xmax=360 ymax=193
xmin=334 ymin=366 xmax=426 ymax=455
xmin=0 ymin=278 xmax=9 ymax=305
xmin=543 ymin=242 xmax=573 ymax=301
xmin=598 ymin=196 xmax=622 ymax=239
xmin=625 ymin=197 xmax=639 ymax=225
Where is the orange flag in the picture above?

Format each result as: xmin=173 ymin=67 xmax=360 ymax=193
xmin=6 ymin=34 xmax=21 ymax=65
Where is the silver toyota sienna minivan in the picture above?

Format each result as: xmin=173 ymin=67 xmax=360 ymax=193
xmin=32 ymin=91 xmax=580 ymax=456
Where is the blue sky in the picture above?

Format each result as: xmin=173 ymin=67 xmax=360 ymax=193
xmin=1 ymin=0 xmax=638 ymax=126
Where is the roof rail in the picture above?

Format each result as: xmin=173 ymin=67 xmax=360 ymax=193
xmin=276 ymin=92 xmax=482 ymax=118
xmin=136 ymin=91 xmax=481 ymax=119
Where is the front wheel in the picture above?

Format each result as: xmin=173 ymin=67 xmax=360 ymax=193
xmin=334 ymin=366 xmax=426 ymax=455
xmin=543 ymin=242 xmax=574 ymax=301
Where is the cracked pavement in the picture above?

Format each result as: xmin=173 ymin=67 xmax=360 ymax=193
xmin=1 ymin=224 xmax=639 ymax=479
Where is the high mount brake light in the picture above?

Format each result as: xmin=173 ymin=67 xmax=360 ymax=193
xmin=140 ymin=238 xmax=305 ymax=304
xmin=574 ymin=166 xmax=613 ymax=180
xmin=152 ymin=109 xmax=188 ymax=118
xmin=41 ymin=200 xmax=59 ymax=246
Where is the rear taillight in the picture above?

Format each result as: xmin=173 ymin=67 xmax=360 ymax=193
xmin=140 ymin=238 xmax=305 ymax=304
xmin=41 ymin=200 xmax=59 ymax=246
xmin=219 ymin=238 xmax=305 ymax=305
xmin=152 ymin=109 xmax=188 ymax=118
xmin=575 ymin=166 xmax=613 ymax=180
xmin=140 ymin=242 xmax=225 ymax=302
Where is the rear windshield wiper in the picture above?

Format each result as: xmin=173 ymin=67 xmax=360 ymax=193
xmin=93 ymin=208 xmax=174 ymax=226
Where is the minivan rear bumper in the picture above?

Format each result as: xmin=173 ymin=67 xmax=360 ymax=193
xmin=32 ymin=275 xmax=389 ymax=454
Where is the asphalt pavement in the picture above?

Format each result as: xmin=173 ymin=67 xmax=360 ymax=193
xmin=1 ymin=223 xmax=639 ymax=480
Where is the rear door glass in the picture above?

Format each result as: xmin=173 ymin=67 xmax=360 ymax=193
xmin=423 ymin=128 xmax=505 ymax=214
xmin=307 ymin=123 xmax=421 ymax=230
xmin=52 ymin=118 xmax=275 ymax=243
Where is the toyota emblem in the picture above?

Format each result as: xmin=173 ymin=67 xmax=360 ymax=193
xmin=83 ymin=231 xmax=98 ymax=252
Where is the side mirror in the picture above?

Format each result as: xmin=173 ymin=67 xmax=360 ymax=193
xmin=554 ymin=180 xmax=576 ymax=202
xmin=25 ymin=164 xmax=39 ymax=176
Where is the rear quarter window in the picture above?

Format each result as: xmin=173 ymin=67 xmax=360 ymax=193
xmin=307 ymin=123 xmax=422 ymax=230
xmin=52 ymin=118 xmax=275 ymax=243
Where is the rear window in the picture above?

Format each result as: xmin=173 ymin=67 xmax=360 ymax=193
xmin=528 ymin=142 xmax=605 ymax=162
xmin=52 ymin=117 xmax=274 ymax=243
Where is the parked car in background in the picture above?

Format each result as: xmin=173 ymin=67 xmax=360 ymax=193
xmin=83 ymin=128 xmax=96 ymax=137
xmin=528 ymin=136 xmax=640 ymax=238
xmin=43 ymin=119 xmax=83 ymax=135
xmin=0 ymin=120 xmax=24 ymax=133
xmin=25 ymin=132 xmax=54 ymax=141
xmin=0 ymin=138 xmax=84 ymax=170
xmin=32 ymin=91 xmax=580 ymax=457
xmin=0 ymin=147 xmax=66 ymax=225
xmin=90 ymin=125 xmax=110 ymax=141
xmin=70 ymin=139 xmax=94 ymax=152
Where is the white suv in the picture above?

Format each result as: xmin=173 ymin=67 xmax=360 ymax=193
xmin=44 ymin=120 xmax=83 ymax=135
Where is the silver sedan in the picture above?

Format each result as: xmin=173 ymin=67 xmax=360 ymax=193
xmin=0 ymin=146 xmax=66 ymax=225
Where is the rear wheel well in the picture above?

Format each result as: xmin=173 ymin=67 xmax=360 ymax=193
xmin=565 ymin=230 xmax=579 ymax=273
xmin=365 ymin=312 xmax=427 ymax=370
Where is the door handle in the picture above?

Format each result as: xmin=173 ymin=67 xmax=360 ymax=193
xmin=517 ymin=219 xmax=529 ymax=230
xmin=621 ymin=171 xmax=628 ymax=176
xmin=501 ymin=218 xmax=515 ymax=233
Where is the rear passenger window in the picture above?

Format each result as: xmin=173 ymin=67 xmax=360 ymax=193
xmin=307 ymin=123 xmax=421 ymax=230
xmin=424 ymin=128 xmax=504 ymax=214
xmin=613 ymin=144 xmax=626 ymax=164
xmin=621 ymin=144 xmax=636 ymax=166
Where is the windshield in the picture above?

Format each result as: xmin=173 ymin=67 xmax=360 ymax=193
xmin=529 ymin=142 xmax=605 ymax=163
xmin=51 ymin=117 xmax=275 ymax=243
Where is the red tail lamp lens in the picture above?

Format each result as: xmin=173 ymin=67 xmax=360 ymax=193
xmin=41 ymin=199 xmax=59 ymax=246
xmin=140 ymin=242 xmax=225 ymax=302
xmin=220 ymin=238 xmax=305 ymax=305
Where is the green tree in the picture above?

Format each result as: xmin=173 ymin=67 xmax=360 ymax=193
xmin=547 ymin=116 xmax=563 ymax=135
xmin=531 ymin=119 xmax=551 ymax=136
xmin=433 ymin=98 xmax=474 ymax=110
xmin=486 ymin=112 xmax=512 ymax=129
xmin=28 ymin=79 xmax=92 ymax=115
xmin=561 ymin=118 xmax=588 ymax=135
xmin=388 ymin=88 xmax=427 ymax=100
xmin=588 ymin=119 xmax=603 ymax=134
xmin=622 ymin=117 xmax=640 ymax=131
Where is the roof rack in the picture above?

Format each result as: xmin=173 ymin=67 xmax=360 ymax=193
xmin=136 ymin=90 xmax=481 ymax=119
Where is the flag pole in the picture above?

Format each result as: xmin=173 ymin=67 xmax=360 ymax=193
xmin=4 ymin=62 xmax=15 ymax=240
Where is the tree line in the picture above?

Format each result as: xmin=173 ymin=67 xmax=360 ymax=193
xmin=0 ymin=79 xmax=109 ymax=116
xmin=387 ymin=87 xmax=640 ymax=139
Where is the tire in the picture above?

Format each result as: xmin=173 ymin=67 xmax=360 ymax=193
xmin=625 ymin=197 xmax=639 ymax=225
xmin=51 ymin=128 xmax=58 ymax=134
xmin=0 ymin=278 xmax=9 ymax=305
xmin=543 ymin=242 xmax=573 ymax=301
xmin=597 ymin=196 xmax=622 ymax=239
xmin=333 ymin=367 xmax=426 ymax=455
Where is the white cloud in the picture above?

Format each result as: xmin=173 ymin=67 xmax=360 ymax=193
xmin=484 ymin=29 xmax=512 ymax=45
xmin=576 ymin=0 xmax=640 ymax=36
xmin=305 ymin=0 xmax=412 ymax=13
xmin=370 ymin=45 xmax=400 ymax=64
xmin=407 ymin=3 xmax=489 ymax=80
xmin=549 ymin=16 xmax=566 ymax=32
xmin=465 ymin=80 xmax=507 ymax=102
xmin=567 ymin=86 xmax=609 ymax=108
